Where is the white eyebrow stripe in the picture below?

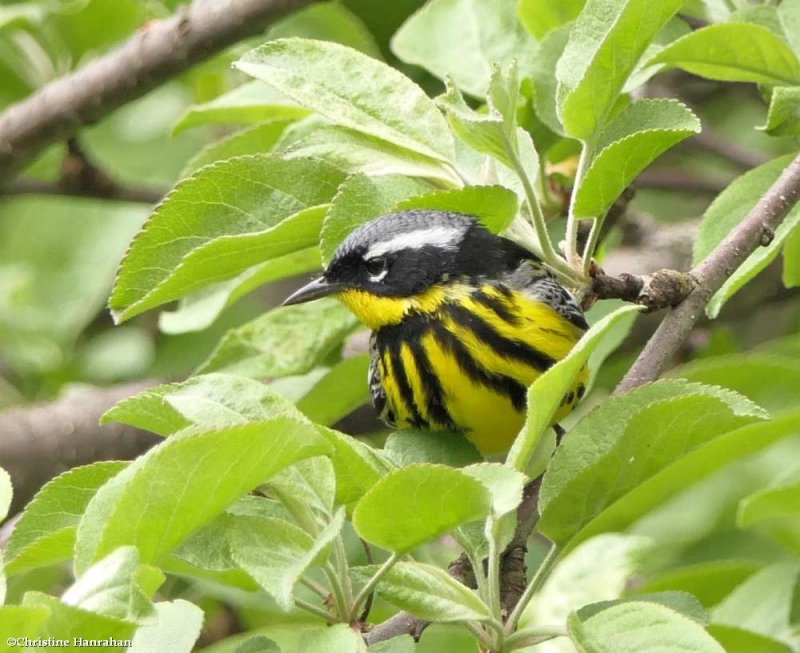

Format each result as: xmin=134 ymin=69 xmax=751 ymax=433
xmin=365 ymin=225 xmax=465 ymax=259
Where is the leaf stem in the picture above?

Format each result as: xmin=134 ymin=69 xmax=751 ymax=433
xmin=453 ymin=530 xmax=490 ymax=601
xmin=295 ymin=597 xmax=333 ymax=621
xmin=582 ymin=217 xmax=602 ymax=275
xmin=504 ymin=624 xmax=567 ymax=650
xmin=350 ymin=552 xmax=398 ymax=620
xmin=566 ymin=142 xmax=594 ymax=267
xmin=505 ymin=137 xmax=571 ymax=278
xmin=487 ymin=519 xmax=502 ymax=619
xmin=504 ymin=545 xmax=559 ymax=635
xmin=463 ymin=621 xmax=497 ymax=650
xmin=323 ymin=562 xmax=350 ymax=622
xmin=300 ymin=576 xmax=330 ymax=600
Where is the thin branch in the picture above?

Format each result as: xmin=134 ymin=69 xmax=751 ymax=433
xmin=591 ymin=268 xmax=695 ymax=311
xmin=617 ymin=152 xmax=800 ymax=393
xmin=635 ymin=168 xmax=728 ymax=195
xmin=0 ymin=0 xmax=317 ymax=178
xmin=0 ymin=380 xmax=160 ymax=515
xmin=2 ymin=178 xmax=164 ymax=204
xmin=692 ymin=128 xmax=769 ymax=170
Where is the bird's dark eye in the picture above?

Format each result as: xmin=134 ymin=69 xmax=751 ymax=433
xmin=366 ymin=256 xmax=388 ymax=277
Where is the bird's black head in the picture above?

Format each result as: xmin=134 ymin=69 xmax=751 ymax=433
xmin=283 ymin=210 xmax=533 ymax=309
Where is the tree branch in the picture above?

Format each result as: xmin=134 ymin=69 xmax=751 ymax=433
xmin=0 ymin=380 xmax=160 ymax=514
xmin=2 ymin=178 xmax=165 ymax=204
xmin=591 ymin=268 xmax=695 ymax=311
xmin=0 ymin=0 xmax=317 ymax=178
xmin=616 ymin=152 xmax=800 ymax=393
xmin=3 ymin=139 xmax=167 ymax=203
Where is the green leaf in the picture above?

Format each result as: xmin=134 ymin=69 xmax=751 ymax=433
xmin=391 ymin=0 xmax=537 ymax=97
xmin=528 ymin=26 xmax=570 ymax=134
xmin=760 ymin=87 xmax=800 ymax=138
xmin=320 ymin=173 xmax=432 ymax=264
xmin=506 ymin=303 xmax=642 ymax=477
xmin=173 ymin=81 xmax=307 ymax=134
xmin=182 ymin=120 xmax=296 ymax=177
xmin=110 ymin=155 xmax=345 ymax=322
xmin=518 ymin=0 xmax=584 ymax=39
xmin=783 ymin=226 xmax=800 ymax=288
xmin=437 ymin=75 xmax=538 ymax=178
xmin=279 ymin=122 xmax=458 ymax=184
xmin=556 ymin=0 xmax=684 ymax=139
xmin=318 ymin=427 xmax=392 ymax=507
xmin=196 ymin=300 xmax=360 ymax=378
xmin=368 ymin=635 xmax=415 ymax=653
xmin=230 ymin=636 xmax=281 ymax=653
xmin=61 ymin=547 xmax=154 ymax=624
xmin=235 ymin=38 xmax=455 ymax=164
xmin=230 ymin=509 xmax=345 ymax=610
xmin=520 ymin=534 xmax=652 ymax=630
xmin=298 ymin=624 xmax=367 ymax=653
xmin=353 ymin=464 xmax=491 ymax=552
xmin=672 ymin=353 xmax=800 ymax=414
xmin=538 ymin=381 xmax=768 ymax=547
xmin=384 ymin=430 xmax=482 ymax=468
xmin=391 ymin=185 xmax=519 ymax=235
xmin=568 ymin=601 xmax=724 ymax=652
xmin=713 ymin=562 xmax=800 ymax=645
xmin=297 ymin=355 xmax=370 ymax=425
xmin=173 ymin=496 xmax=292 ymax=574
xmin=267 ymin=456 xmax=337 ymax=517
xmin=101 ymin=374 xmax=307 ymax=436
xmin=0 ymin=605 xmax=51 ymax=649
xmin=375 ymin=561 xmax=492 ymax=622
xmin=572 ymin=99 xmax=700 ymax=219
xmin=267 ymin=1 xmax=382 ymax=59
xmin=576 ymin=592 xmax=708 ymax=625
xmin=565 ymin=411 xmax=800 ymax=550
xmin=637 ymin=560 xmax=763 ymax=608
xmin=708 ymin=625 xmax=794 ymax=653
xmin=0 ymin=468 xmax=10 ymax=523
xmin=778 ymin=0 xmax=800 ymax=57
xmin=462 ymin=463 xmax=526 ymax=517
xmin=158 ymin=248 xmax=320 ymax=335
xmin=5 ymin=462 xmax=126 ymax=575
xmin=128 ymin=600 xmax=204 ymax=653
xmin=648 ymin=23 xmax=800 ymax=85
xmin=22 ymin=592 xmax=135 ymax=651
xmin=738 ymin=473 xmax=800 ymax=529
xmin=74 ymin=415 xmax=328 ymax=573
xmin=694 ymin=154 xmax=800 ymax=318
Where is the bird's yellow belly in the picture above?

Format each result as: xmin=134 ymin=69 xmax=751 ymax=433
xmin=372 ymin=284 xmax=587 ymax=456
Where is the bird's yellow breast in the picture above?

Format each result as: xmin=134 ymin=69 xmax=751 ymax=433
xmin=347 ymin=282 xmax=587 ymax=455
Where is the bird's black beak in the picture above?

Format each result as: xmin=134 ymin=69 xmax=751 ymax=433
xmin=282 ymin=276 xmax=346 ymax=306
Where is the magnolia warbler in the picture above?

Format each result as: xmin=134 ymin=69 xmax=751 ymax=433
xmin=283 ymin=210 xmax=588 ymax=455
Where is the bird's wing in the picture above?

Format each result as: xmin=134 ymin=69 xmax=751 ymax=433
xmin=504 ymin=260 xmax=589 ymax=331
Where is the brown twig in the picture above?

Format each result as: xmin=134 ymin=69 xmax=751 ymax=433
xmin=1 ymin=178 xmax=164 ymax=204
xmin=0 ymin=380 xmax=160 ymax=514
xmin=692 ymin=128 xmax=769 ymax=170
xmin=635 ymin=168 xmax=728 ymax=195
xmin=3 ymin=139 xmax=166 ymax=203
xmin=616 ymin=153 xmax=800 ymax=393
xmin=591 ymin=268 xmax=695 ymax=312
xmin=0 ymin=0 xmax=317 ymax=178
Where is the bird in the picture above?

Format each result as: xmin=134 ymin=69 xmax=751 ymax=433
xmin=283 ymin=209 xmax=589 ymax=456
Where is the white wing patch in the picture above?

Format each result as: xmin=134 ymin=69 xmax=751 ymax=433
xmin=364 ymin=225 xmax=465 ymax=260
